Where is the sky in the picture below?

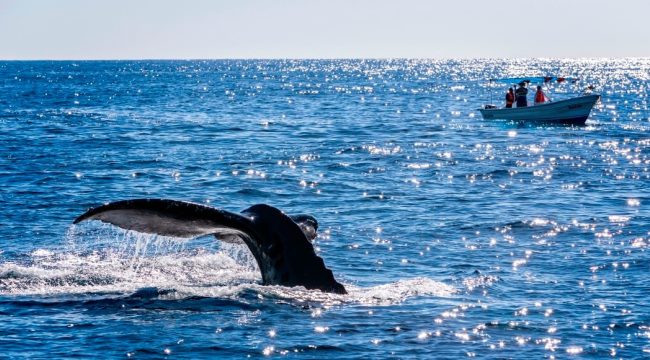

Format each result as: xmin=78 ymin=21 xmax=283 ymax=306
xmin=1 ymin=0 xmax=648 ymax=59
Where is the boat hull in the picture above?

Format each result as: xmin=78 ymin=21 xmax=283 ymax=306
xmin=478 ymin=94 xmax=600 ymax=125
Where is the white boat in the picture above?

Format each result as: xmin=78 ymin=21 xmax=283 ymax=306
xmin=478 ymin=94 xmax=600 ymax=125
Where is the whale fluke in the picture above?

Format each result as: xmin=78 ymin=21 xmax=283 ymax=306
xmin=74 ymin=199 xmax=346 ymax=294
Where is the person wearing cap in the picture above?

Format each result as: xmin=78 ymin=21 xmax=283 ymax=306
xmin=515 ymin=82 xmax=528 ymax=107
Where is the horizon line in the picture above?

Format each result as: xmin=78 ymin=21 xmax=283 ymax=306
xmin=2 ymin=56 xmax=649 ymax=62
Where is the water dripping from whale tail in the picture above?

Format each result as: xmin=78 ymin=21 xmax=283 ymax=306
xmin=73 ymin=199 xmax=346 ymax=294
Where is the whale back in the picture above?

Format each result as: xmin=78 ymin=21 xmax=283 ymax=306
xmin=242 ymin=204 xmax=346 ymax=294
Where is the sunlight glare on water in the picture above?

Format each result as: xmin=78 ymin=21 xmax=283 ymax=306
xmin=0 ymin=59 xmax=649 ymax=358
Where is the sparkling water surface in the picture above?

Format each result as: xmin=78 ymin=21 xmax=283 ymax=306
xmin=1 ymin=59 xmax=649 ymax=358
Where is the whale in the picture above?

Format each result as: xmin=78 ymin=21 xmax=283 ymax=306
xmin=74 ymin=199 xmax=346 ymax=294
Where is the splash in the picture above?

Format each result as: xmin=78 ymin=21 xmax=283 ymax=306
xmin=0 ymin=224 xmax=260 ymax=296
xmin=1 ymin=223 xmax=459 ymax=305
xmin=352 ymin=277 xmax=457 ymax=305
xmin=221 ymin=277 xmax=458 ymax=307
xmin=1 ymin=244 xmax=456 ymax=307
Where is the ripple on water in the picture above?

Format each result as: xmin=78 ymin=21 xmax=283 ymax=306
xmin=1 ymin=59 xmax=649 ymax=358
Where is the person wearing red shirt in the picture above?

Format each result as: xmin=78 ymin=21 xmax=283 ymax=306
xmin=505 ymin=87 xmax=515 ymax=108
xmin=534 ymin=86 xmax=547 ymax=105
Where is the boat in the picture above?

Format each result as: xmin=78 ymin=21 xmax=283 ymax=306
xmin=478 ymin=77 xmax=600 ymax=125
xmin=479 ymin=94 xmax=600 ymax=125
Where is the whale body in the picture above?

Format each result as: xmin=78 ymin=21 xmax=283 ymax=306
xmin=74 ymin=199 xmax=346 ymax=294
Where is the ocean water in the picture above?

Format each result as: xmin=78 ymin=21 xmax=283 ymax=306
xmin=0 ymin=59 xmax=649 ymax=359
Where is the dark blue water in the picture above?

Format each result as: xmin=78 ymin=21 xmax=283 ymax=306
xmin=1 ymin=59 xmax=649 ymax=358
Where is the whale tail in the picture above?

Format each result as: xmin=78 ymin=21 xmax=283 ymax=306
xmin=74 ymin=199 xmax=346 ymax=294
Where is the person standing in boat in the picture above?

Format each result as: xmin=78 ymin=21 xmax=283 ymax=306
xmin=505 ymin=87 xmax=515 ymax=108
xmin=534 ymin=85 xmax=547 ymax=105
xmin=515 ymin=82 xmax=528 ymax=107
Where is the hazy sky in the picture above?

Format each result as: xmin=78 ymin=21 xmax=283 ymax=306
xmin=1 ymin=0 xmax=648 ymax=59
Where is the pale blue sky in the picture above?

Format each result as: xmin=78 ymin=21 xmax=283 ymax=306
xmin=1 ymin=0 xmax=648 ymax=59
